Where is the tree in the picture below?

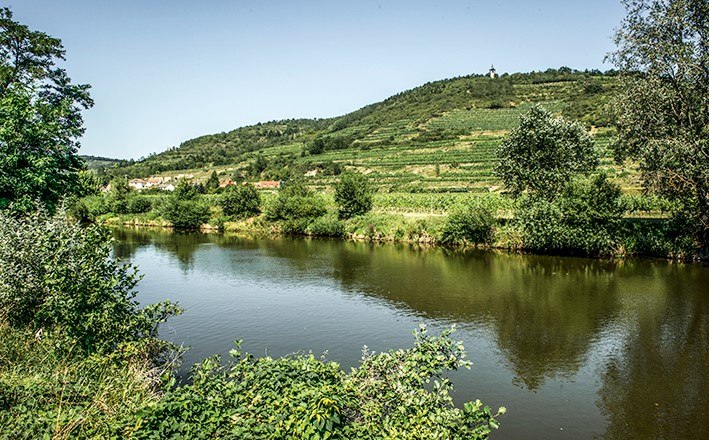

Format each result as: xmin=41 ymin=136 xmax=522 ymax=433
xmin=608 ymin=0 xmax=708 ymax=260
xmin=516 ymin=174 xmax=625 ymax=256
xmin=206 ymin=170 xmax=219 ymax=192
xmin=494 ymin=106 xmax=597 ymax=199
xmin=106 ymin=178 xmax=132 ymax=214
xmin=334 ymin=172 xmax=373 ymax=219
xmin=0 ymin=8 xmax=93 ymax=212
xmin=161 ymin=180 xmax=210 ymax=229
xmin=219 ymin=184 xmax=261 ymax=218
xmin=266 ymin=182 xmax=327 ymax=221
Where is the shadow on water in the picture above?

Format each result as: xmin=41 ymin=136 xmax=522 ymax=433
xmin=111 ymin=227 xmax=709 ymax=440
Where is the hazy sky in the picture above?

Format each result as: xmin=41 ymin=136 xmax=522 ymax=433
xmin=7 ymin=1 xmax=626 ymax=160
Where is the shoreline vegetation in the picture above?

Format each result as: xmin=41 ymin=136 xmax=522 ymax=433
xmin=79 ymin=186 xmax=694 ymax=262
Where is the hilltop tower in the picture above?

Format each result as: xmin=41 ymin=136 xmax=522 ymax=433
xmin=488 ymin=65 xmax=497 ymax=78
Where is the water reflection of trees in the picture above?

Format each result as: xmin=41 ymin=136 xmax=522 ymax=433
xmin=598 ymin=268 xmax=709 ymax=439
xmin=111 ymin=227 xmax=207 ymax=272
xmin=321 ymin=244 xmax=624 ymax=390
xmin=110 ymin=226 xmax=709 ymax=436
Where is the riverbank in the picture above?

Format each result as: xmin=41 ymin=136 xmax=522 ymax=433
xmin=96 ymin=209 xmax=698 ymax=263
xmin=98 ymin=209 xmax=512 ymax=247
xmin=76 ymin=183 xmax=697 ymax=261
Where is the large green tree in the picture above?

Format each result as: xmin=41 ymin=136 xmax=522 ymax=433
xmin=219 ymin=183 xmax=261 ymax=218
xmin=334 ymin=172 xmax=373 ymax=219
xmin=609 ymin=0 xmax=708 ymax=260
xmin=0 ymin=8 xmax=92 ymax=212
xmin=494 ymin=105 xmax=598 ymax=199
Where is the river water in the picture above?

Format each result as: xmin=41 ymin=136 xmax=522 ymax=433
xmin=112 ymin=228 xmax=709 ymax=439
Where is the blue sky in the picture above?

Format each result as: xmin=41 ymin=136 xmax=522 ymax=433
xmin=7 ymin=1 xmax=626 ymax=159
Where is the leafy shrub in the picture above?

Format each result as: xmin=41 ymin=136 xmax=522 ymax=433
xmin=335 ymin=172 xmax=373 ymax=219
xmin=441 ymin=202 xmax=496 ymax=245
xmin=622 ymin=212 xmax=702 ymax=260
xmin=308 ymin=213 xmax=345 ymax=237
xmin=515 ymin=196 xmax=568 ymax=252
xmin=265 ymin=182 xmax=326 ymax=223
xmin=0 ymin=210 xmax=181 ymax=353
xmin=126 ymin=326 xmax=504 ymax=439
xmin=516 ymin=174 xmax=624 ymax=256
xmin=219 ymin=184 xmax=261 ymax=218
xmin=161 ymin=180 xmax=210 ymax=229
xmin=67 ymin=197 xmax=91 ymax=222
xmin=84 ymin=194 xmax=109 ymax=217
xmin=126 ymin=196 xmax=153 ymax=214
xmin=161 ymin=199 xmax=210 ymax=230
xmin=280 ymin=218 xmax=313 ymax=235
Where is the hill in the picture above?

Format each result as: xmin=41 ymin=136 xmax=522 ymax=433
xmin=81 ymin=155 xmax=123 ymax=170
xmin=102 ymin=68 xmax=635 ymax=193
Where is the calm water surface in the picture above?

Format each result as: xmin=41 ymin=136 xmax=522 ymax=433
xmin=112 ymin=228 xmax=709 ymax=440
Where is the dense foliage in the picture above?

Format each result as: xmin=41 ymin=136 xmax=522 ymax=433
xmin=0 ymin=324 xmax=163 ymax=439
xmin=515 ymin=174 xmax=624 ymax=256
xmin=440 ymin=201 xmax=496 ymax=246
xmin=266 ymin=182 xmax=327 ymax=233
xmin=0 ymin=8 xmax=92 ymax=213
xmin=334 ymin=172 xmax=373 ymax=219
xmin=219 ymin=183 xmax=261 ymax=219
xmin=0 ymin=210 xmax=181 ymax=353
xmin=609 ymin=0 xmax=709 ymax=260
xmin=161 ymin=180 xmax=210 ymax=230
xmin=495 ymin=105 xmax=597 ymax=198
xmin=126 ymin=326 xmax=504 ymax=439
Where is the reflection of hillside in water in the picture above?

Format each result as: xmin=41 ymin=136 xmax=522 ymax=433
xmin=113 ymin=229 xmax=628 ymax=390
xmin=323 ymin=243 xmax=623 ymax=390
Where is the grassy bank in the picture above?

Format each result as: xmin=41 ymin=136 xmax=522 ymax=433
xmin=81 ymin=186 xmax=694 ymax=260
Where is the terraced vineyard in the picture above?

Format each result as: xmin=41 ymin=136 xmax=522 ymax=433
xmin=103 ymin=69 xmax=632 ymax=196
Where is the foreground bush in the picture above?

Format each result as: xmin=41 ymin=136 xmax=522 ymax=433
xmin=126 ymin=326 xmax=504 ymax=439
xmin=0 ymin=210 xmax=181 ymax=353
xmin=0 ymin=325 xmax=162 ymax=439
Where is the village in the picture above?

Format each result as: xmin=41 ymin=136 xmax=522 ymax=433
xmin=125 ymin=175 xmax=285 ymax=192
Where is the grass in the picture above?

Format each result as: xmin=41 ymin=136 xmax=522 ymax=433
xmin=0 ymin=325 xmax=161 ymax=439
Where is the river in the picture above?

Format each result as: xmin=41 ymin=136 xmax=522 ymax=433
xmin=112 ymin=228 xmax=709 ymax=439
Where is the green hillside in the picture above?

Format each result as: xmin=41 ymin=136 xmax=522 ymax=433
xmin=81 ymin=155 xmax=123 ymax=170
xmin=102 ymin=68 xmax=633 ymax=192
